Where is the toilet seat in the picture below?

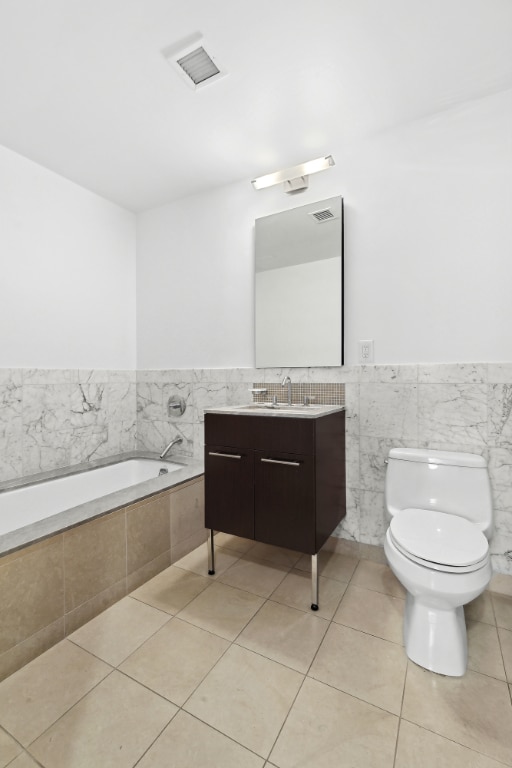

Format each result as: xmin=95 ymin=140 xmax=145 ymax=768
xmin=389 ymin=508 xmax=489 ymax=573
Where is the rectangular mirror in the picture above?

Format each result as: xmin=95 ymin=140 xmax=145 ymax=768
xmin=255 ymin=195 xmax=344 ymax=368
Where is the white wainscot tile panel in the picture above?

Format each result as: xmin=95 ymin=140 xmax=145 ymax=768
xmin=70 ymin=383 xmax=107 ymax=428
xmin=490 ymin=509 xmax=512 ymax=575
xmin=359 ymin=383 xmax=418 ymax=441
xmin=359 ymin=436 xmax=408 ymax=493
xmin=343 ymin=383 xmax=359 ymax=438
xmin=263 ymin=367 xmax=309 ymax=384
xmin=22 ymin=384 xmax=72 ymax=433
xmin=359 ymin=364 xmax=418 ymax=384
xmin=193 ymin=422 xmax=205 ymax=460
xmin=0 ymin=432 xmax=23 ymax=481
xmin=137 ymin=382 xmax=164 ymax=421
xmin=23 ymin=428 xmax=72 ymax=475
xmin=74 ymin=369 xmax=109 ymax=384
xmin=107 ymin=382 xmax=136 ymax=422
xmin=418 ymin=363 xmax=488 ymax=384
xmin=488 ymin=363 xmax=512 ymax=384
xmin=359 ymin=490 xmax=386 ymax=546
xmin=193 ymin=383 xmax=228 ymax=423
xmin=69 ymin=425 xmax=109 ymax=464
xmin=22 ymin=368 xmax=73 ymax=384
xmin=418 ymin=383 xmax=488 ymax=448
xmin=489 ymin=447 xmax=512 ymax=511
xmin=488 ymin=384 xmax=512 ymax=447
xmin=333 ymin=488 xmax=360 ymax=542
xmin=345 ymin=435 xmax=360 ymax=489
xmin=227 ymin=383 xmax=253 ymax=407
xmin=225 ymin=368 xmax=259 ymax=383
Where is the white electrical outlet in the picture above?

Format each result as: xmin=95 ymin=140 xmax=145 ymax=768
xmin=358 ymin=339 xmax=374 ymax=364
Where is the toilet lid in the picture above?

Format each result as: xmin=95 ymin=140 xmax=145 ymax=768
xmin=389 ymin=508 xmax=489 ymax=568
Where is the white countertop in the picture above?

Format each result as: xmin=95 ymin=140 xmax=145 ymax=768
xmin=204 ymin=404 xmax=345 ymax=419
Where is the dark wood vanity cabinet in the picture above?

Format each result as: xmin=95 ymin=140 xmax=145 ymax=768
xmin=204 ymin=410 xmax=346 ymax=556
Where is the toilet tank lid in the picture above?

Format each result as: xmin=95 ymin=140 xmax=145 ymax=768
xmin=388 ymin=448 xmax=486 ymax=468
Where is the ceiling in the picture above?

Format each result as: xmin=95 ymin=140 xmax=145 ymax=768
xmin=0 ymin=0 xmax=511 ymax=212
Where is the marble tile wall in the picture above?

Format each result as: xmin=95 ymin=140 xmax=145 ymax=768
xmin=2 ymin=364 xmax=511 ymax=575
xmin=0 ymin=369 xmax=136 ymax=482
xmin=135 ymin=364 xmax=512 ymax=575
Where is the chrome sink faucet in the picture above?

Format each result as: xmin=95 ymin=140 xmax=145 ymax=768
xmin=282 ymin=376 xmax=292 ymax=406
xmin=160 ymin=436 xmax=183 ymax=459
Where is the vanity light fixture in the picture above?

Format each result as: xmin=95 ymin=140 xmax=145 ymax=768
xmin=251 ymin=155 xmax=335 ymax=194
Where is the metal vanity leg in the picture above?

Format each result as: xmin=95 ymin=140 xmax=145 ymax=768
xmin=208 ymin=529 xmax=215 ymax=575
xmin=311 ymin=553 xmax=319 ymax=611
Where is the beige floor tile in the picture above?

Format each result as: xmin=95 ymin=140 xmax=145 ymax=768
xmin=309 ymin=623 xmax=407 ymax=715
xmin=492 ymin=593 xmax=512 ymax=630
xmin=245 ymin=542 xmax=302 ymax=568
xmin=350 ymin=559 xmax=406 ymax=598
xmin=137 ymin=710 xmax=264 ymax=768
xmin=184 ymin=644 xmax=303 ymax=758
xmin=237 ymin=600 xmax=328 ymax=673
xmin=174 ymin=544 xmax=240 ymax=577
xmin=69 ymin=596 xmax=170 ymax=666
xmin=214 ymin=532 xmax=255 ymax=554
xmin=333 ymin=585 xmax=405 ymax=644
xmin=467 ymin=621 xmax=506 ymax=680
xmin=0 ymin=726 xmax=22 ymax=767
xmin=0 ymin=639 xmax=111 ymax=746
xmin=295 ymin=550 xmax=358 ymax=582
xmin=498 ymin=627 xmax=512 ymax=682
xmin=177 ymin=581 xmax=264 ymax=641
xmin=218 ymin=555 xmax=289 ymax=597
xmin=270 ymin=569 xmax=347 ymax=619
xmin=270 ymin=676 xmax=399 ymax=768
xmin=120 ymin=617 xmax=229 ymax=705
xmin=395 ymin=720 xmax=507 ymax=768
xmin=402 ymin=662 xmax=512 ymax=765
xmin=30 ymin=671 xmax=176 ymax=768
xmin=8 ymin=754 xmax=40 ymax=768
xmin=465 ymin=591 xmax=496 ymax=625
xmin=130 ymin=564 xmax=210 ymax=614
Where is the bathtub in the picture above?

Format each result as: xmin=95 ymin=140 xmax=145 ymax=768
xmin=0 ymin=458 xmax=183 ymax=537
xmin=0 ymin=452 xmax=204 ymax=556
xmin=0 ymin=452 xmax=206 ymax=681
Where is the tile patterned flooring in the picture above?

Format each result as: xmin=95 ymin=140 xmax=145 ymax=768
xmin=1 ymin=534 xmax=512 ymax=768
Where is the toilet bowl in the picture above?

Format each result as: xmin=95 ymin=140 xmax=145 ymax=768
xmin=384 ymin=449 xmax=493 ymax=676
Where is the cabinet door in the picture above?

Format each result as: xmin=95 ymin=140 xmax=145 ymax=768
xmin=254 ymin=451 xmax=316 ymax=554
xmin=204 ymin=446 xmax=254 ymax=539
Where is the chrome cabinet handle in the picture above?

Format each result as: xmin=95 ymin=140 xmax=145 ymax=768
xmin=208 ymin=451 xmax=242 ymax=460
xmin=261 ymin=458 xmax=300 ymax=467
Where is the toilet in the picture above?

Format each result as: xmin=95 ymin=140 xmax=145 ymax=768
xmin=384 ymin=447 xmax=493 ymax=677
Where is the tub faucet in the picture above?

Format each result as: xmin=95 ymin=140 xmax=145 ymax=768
xmin=160 ymin=436 xmax=183 ymax=459
xmin=282 ymin=376 xmax=292 ymax=406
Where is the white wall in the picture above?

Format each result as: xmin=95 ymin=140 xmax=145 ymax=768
xmin=137 ymin=89 xmax=512 ymax=368
xmin=0 ymin=145 xmax=137 ymax=369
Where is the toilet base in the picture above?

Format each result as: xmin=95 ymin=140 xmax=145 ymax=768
xmin=403 ymin=592 xmax=467 ymax=676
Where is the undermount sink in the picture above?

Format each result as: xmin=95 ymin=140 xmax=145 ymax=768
xmin=237 ymin=403 xmax=324 ymax=413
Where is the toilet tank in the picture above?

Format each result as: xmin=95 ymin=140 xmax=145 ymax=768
xmin=384 ymin=448 xmax=493 ymax=537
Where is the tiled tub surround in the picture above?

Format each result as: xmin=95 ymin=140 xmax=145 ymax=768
xmin=0 ymin=368 xmax=137 ymax=483
xmin=0 ymin=456 xmax=206 ymax=682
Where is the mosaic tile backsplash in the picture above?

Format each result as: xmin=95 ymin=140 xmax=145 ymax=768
xmin=1 ymin=363 xmax=512 ymax=575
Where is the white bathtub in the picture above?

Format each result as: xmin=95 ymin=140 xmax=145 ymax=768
xmin=0 ymin=458 xmax=183 ymax=537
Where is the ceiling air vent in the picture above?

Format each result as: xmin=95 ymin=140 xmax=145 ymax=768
xmin=164 ymin=34 xmax=227 ymax=90
xmin=177 ymin=47 xmax=220 ymax=85
xmin=309 ymin=208 xmax=335 ymax=222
